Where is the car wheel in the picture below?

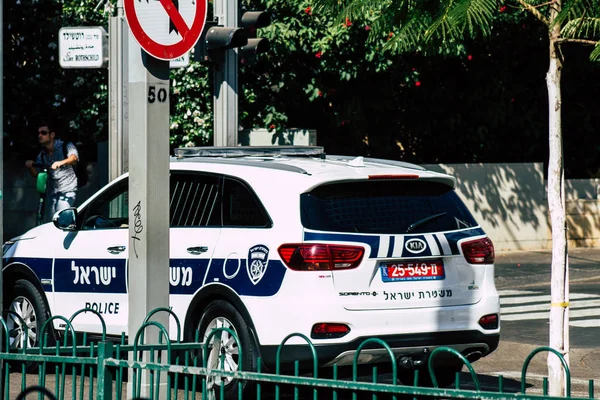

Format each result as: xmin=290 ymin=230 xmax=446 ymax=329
xmin=196 ymin=300 xmax=257 ymax=399
xmin=4 ymin=279 xmax=52 ymax=372
xmin=398 ymin=364 xmax=463 ymax=388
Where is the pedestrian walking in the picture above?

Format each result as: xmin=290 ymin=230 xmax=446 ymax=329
xmin=25 ymin=121 xmax=79 ymax=223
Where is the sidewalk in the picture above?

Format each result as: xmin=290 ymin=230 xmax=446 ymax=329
xmin=478 ymin=246 xmax=600 ymax=391
xmin=475 ymin=340 xmax=600 ymax=390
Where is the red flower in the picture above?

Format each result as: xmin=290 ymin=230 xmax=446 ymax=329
xmin=364 ymin=25 xmax=371 ymax=31
xmin=344 ymin=17 xmax=352 ymax=27
xmin=315 ymin=51 xmax=322 ymax=58
xmin=467 ymin=55 xmax=473 ymax=61
xmin=499 ymin=5 xmax=506 ymax=12
xmin=269 ymin=124 xmax=276 ymax=130
xmin=318 ymin=90 xmax=323 ymax=97
xmin=415 ymin=81 xmax=421 ymax=87
xmin=387 ymin=32 xmax=394 ymax=41
xmin=304 ymin=6 xmax=312 ymax=15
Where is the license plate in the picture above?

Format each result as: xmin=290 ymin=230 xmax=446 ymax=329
xmin=380 ymin=260 xmax=445 ymax=282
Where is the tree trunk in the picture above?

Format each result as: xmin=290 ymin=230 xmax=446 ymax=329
xmin=546 ymin=3 xmax=569 ymax=395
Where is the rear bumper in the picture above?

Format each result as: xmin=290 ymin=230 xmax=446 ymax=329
xmin=259 ymin=330 xmax=499 ymax=371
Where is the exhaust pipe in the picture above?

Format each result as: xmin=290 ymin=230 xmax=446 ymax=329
xmin=465 ymin=350 xmax=483 ymax=363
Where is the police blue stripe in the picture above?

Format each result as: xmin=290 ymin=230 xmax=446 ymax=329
xmin=9 ymin=257 xmax=286 ymax=297
xmin=203 ymin=259 xmax=287 ymax=296
xmin=432 ymin=234 xmax=444 ymax=255
xmin=54 ymin=258 xmax=127 ymax=293
xmin=305 ymin=229 xmax=486 ymax=259
xmin=444 ymin=227 xmax=486 ymax=254
xmin=5 ymin=257 xmax=53 ymax=292
xmin=387 ymin=236 xmax=395 ymax=258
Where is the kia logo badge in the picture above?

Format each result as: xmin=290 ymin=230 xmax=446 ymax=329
xmin=405 ymin=238 xmax=427 ymax=254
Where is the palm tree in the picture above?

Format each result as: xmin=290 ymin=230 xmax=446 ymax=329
xmin=313 ymin=0 xmax=600 ymax=395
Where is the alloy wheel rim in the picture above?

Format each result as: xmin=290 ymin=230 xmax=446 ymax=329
xmin=203 ymin=316 xmax=239 ymax=386
xmin=7 ymin=296 xmax=37 ymax=350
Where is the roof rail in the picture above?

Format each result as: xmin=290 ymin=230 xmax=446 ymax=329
xmin=174 ymin=146 xmax=325 ymax=159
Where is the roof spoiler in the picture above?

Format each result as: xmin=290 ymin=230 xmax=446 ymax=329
xmin=174 ymin=146 xmax=325 ymax=159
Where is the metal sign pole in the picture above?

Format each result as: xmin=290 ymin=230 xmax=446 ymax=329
xmin=126 ymin=29 xmax=170 ymax=399
xmin=213 ymin=0 xmax=238 ymax=146
xmin=0 ymin=0 xmax=4 ymax=323
xmin=109 ymin=0 xmax=128 ymax=180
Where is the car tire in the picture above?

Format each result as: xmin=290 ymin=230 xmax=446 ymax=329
xmin=195 ymin=300 xmax=257 ymax=399
xmin=3 ymin=279 xmax=53 ymax=372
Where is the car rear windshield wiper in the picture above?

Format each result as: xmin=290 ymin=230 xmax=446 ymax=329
xmin=405 ymin=212 xmax=448 ymax=233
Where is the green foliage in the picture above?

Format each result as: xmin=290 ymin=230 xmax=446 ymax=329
xmin=4 ymin=0 xmax=108 ymax=158
xmin=169 ymin=63 xmax=214 ymax=148
xmin=170 ymin=0 xmax=401 ymax=145
xmin=4 ymin=0 xmax=600 ymax=178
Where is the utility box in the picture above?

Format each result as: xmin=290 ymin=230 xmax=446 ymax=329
xmin=239 ymin=128 xmax=317 ymax=146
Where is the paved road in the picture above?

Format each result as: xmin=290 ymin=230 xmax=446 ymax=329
xmin=472 ymin=247 xmax=600 ymax=395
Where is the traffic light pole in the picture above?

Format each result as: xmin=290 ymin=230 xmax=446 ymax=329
xmin=213 ymin=0 xmax=239 ymax=146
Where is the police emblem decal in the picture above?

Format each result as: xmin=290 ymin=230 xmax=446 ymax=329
xmin=248 ymin=245 xmax=269 ymax=285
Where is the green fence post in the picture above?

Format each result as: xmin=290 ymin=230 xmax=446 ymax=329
xmin=97 ymin=341 xmax=114 ymax=400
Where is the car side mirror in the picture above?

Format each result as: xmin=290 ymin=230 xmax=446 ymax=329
xmin=53 ymin=207 xmax=78 ymax=231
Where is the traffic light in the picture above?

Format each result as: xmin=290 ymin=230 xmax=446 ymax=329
xmin=194 ymin=22 xmax=248 ymax=63
xmin=239 ymin=11 xmax=271 ymax=61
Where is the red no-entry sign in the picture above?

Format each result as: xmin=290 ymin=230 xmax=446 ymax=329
xmin=124 ymin=0 xmax=207 ymax=60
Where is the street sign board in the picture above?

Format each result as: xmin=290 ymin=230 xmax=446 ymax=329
xmin=59 ymin=27 xmax=108 ymax=69
xmin=170 ymin=52 xmax=190 ymax=68
xmin=124 ymin=0 xmax=207 ymax=61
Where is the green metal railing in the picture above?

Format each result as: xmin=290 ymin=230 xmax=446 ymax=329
xmin=0 ymin=307 xmax=596 ymax=400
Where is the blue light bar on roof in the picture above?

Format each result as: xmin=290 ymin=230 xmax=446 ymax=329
xmin=175 ymin=146 xmax=325 ymax=158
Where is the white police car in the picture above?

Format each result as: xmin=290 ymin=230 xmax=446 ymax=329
xmin=2 ymin=146 xmax=499 ymax=392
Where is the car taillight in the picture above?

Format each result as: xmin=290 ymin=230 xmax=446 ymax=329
xmin=311 ymin=323 xmax=351 ymax=339
xmin=278 ymin=244 xmax=364 ymax=271
xmin=479 ymin=314 xmax=499 ymax=330
xmin=461 ymin=237 xmax=495 ymax=264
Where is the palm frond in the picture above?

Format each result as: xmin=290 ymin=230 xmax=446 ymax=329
xmin=554 ymin=0 xmax=597 ymax=27
xmin=382 ymin=13 xmax=430 ymax=52
xmin=452 ymin=0 xmax=495 ymax=37
xmin=425 ymin=0 xmax=461 ymax=43
xmin=425 ymin=0 xmax=495 ymax=43
xmin=561 ymin=17 xmax=600 ymax=39
xmin=590 ymin=41 xmax=600 ymax=61
xmin=311 ymin=0 xmax=393 ymax=22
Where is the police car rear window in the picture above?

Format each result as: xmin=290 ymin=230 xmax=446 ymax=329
xmin=300 ymin=180 xmax=477 ymax=234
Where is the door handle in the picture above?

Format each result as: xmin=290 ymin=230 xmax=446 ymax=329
xmin=187 ymin=246 xmax=208 ymax=255
xmin=107 ymin=245 xmax=126 ymax=255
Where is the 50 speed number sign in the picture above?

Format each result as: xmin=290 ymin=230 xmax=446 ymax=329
xmin=124 ymin=0 xmax=207 ymax=60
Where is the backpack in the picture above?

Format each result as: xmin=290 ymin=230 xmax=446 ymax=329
xmin=63 ymin=141 xmax=89 ymax=188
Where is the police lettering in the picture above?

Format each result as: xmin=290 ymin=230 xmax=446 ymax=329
xmin=85 ymin=302 xmax=120 ymax=314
